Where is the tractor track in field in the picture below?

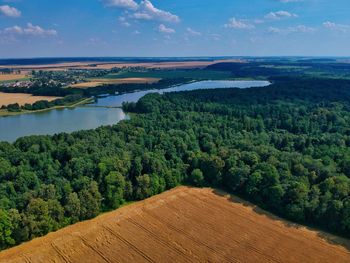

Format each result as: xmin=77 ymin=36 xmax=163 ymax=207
xmin=0 ymin=187 xmax=349 ymax=263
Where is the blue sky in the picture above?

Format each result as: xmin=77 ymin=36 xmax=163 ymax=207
xmin=0 ymin=0 xmax=349 ymax=58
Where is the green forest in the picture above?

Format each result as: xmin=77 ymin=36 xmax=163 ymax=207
xmin=1 ymin=76 xmax=350 ymax=249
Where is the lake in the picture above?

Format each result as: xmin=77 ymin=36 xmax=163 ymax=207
xmin=91 ymin=80 xmax=270 ymax=107
xmin=0 ymin=80 xmax=270 ymax=142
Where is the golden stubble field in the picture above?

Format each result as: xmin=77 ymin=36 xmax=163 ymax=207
xmin=0 ymin=74 xmax=28 ymax=82
xmin=0 ymin=59 xmax=242 ymax=71
xmin=0 ymin=92 xmax=60 ymax=106
xmin=0 ymin=186 xmax=349 ymax=263
xmin=70 ymin=77 xmax=161 ymax=88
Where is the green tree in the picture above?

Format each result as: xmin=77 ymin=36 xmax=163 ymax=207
xmin=64 ymin=192 xmax=81 ymax=223
xmin=226 ymin=165 xmax=250 ymax=192
xmin=135 ymin=175 xmax=152 ymax=200
xmin=24 ymin=198 xmax=51 ymax=238
xmin=190 ymin=169 xmax=204 ymax=187
xmin=0 ymin=209 xmax=15 ymax=249
xmin=104 ymin=171 xmax=126 ymax=209
xmin=79 ymin=181 xmax=102 ymax=220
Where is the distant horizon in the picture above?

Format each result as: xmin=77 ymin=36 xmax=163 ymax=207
xmin=1 ymin=55 xmax=350 ymax=60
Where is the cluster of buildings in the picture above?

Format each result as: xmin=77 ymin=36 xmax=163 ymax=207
xmin=1 ymin=80 xmax=32 ymax=88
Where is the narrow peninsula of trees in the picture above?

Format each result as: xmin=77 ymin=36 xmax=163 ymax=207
xmin=1 ymin=95 xmax=86 ymax=113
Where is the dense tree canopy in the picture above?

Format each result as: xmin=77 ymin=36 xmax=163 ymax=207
xmin=0 ymin=77 xmax=350 ymax=249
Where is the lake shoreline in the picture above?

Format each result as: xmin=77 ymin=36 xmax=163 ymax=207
xmin=0 ymin=80 xmax=270 ymax=142
xmin=0 ymin=98 xmax=94 ymax=117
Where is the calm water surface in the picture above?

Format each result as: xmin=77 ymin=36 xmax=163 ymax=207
xmin=92 ymin=80 xmax=270 ymax=107
xmin=0 ymin=107 xmax=126 ymax=142
xmin=0 ymin=80 xmax=270 ymax=142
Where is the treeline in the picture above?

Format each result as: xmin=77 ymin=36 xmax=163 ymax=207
xmin=207 ymin=61 xmax=350 ymax=79
xmin=0 ymin=78 xmax=188 ymax=97
xmin=79 ymin=78 xmax=189 ymax=96
xmin=0 ymin=77 xmax=188 ymax=98
xmin=1 ymin=95 xmax=85 ymax=113
xmin=0 ymin=84 xmax=79 ymax=97
xmin=0 ymin=77 xmax=350 ymax=250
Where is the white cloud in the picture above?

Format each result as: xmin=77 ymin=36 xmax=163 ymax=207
xmin=102 ymin=0 xmax=138 ymax=10
xmin=186 ymin=27 xmax=201 ymax=36
xmin=4 ymin=25 xmax=22 ymax=34
xmin=265 ymin=11 xmax=298 ymax=20
xmin=122 ymin=21 xmax=131 ymax=27
xmin=86 ymin=37 xmax=108 ymax=46
xmin=250 ymin=37 xmax=262 ymax=43
xmin=158 ymin=24 xmax=175 ymax=34
xmin=103 ymin=0 xmax=180 ymax=23
xmin=291 ymin=25 xmax=315 ymax=33
xmin=224 ymin=18 xmax=255 ymax=30
xmin=323 ymin=21 xmax=348 ymax=32
xmin=118 ymin=16 xmax=131 ymax=27
xmin=23 ymin=23 xmax=57 ymax=36
xmin=133 ymin=0 xmax=180 ymax=23
xmin=133 ymin=12 xmax=152 ymax=20
xmin=254 ymin=19 xmax=264 ymax=24
xmin=268 ymin=27 xmax=282 ymax=34
xmin=0 ymin=5 xmax=21 ymax=17
xmin=210 ymin=33 xmax=221 ymax=41
xmin=268 ymin=25 xmax=315 ymax=34
xmin=4 ymin=23 xmax=57 ymax=36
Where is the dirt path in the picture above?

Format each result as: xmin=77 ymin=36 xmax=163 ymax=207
xmin=0 ymin=187 xmax=349 ymax=263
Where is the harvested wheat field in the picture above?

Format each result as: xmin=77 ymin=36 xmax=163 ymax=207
xmin=71 ymin=78 xmax=161 ymax=88
xmin=0 ymin=59 xmax=243 ymax=71
xmin=75 ymin=59 xmax=243 ymax=70
xmin=0 ymin=62 xmax=98 ymax=70
xmin=0 ymin=92 xmax=60 ymax=106
xmin=1 ymin=187 xmax=349 ymax=263
xmin=0 ymin=74 xmax=28 ymax=82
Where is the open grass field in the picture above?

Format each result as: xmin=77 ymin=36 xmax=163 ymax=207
xmin=1 ymin=186 xmax=349 ymax=263
xmin=0 ymin=74 xmax=29 ymax=82
xmin=70 ymin=77 xmax=161 ymax=88
xmin=0 ymin=92 xmax=60 ymax=106
xmin=103 ymin=69 xmax=233 ymax=80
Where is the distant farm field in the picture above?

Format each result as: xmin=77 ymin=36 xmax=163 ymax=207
xmin=1 ymin=187 xmax=349 ymax=263
xmin=0 ymin=74 xmax=28 ymax=82
xmin=103 ymin=69 xmax=233 ymax=80
xmin=70 ymin=77 xmax=161 ymax=88
xmin=0 ymin=92 xmax=60 ymax=106
xmin=0 ymin=59 xmax=242 ymax=71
